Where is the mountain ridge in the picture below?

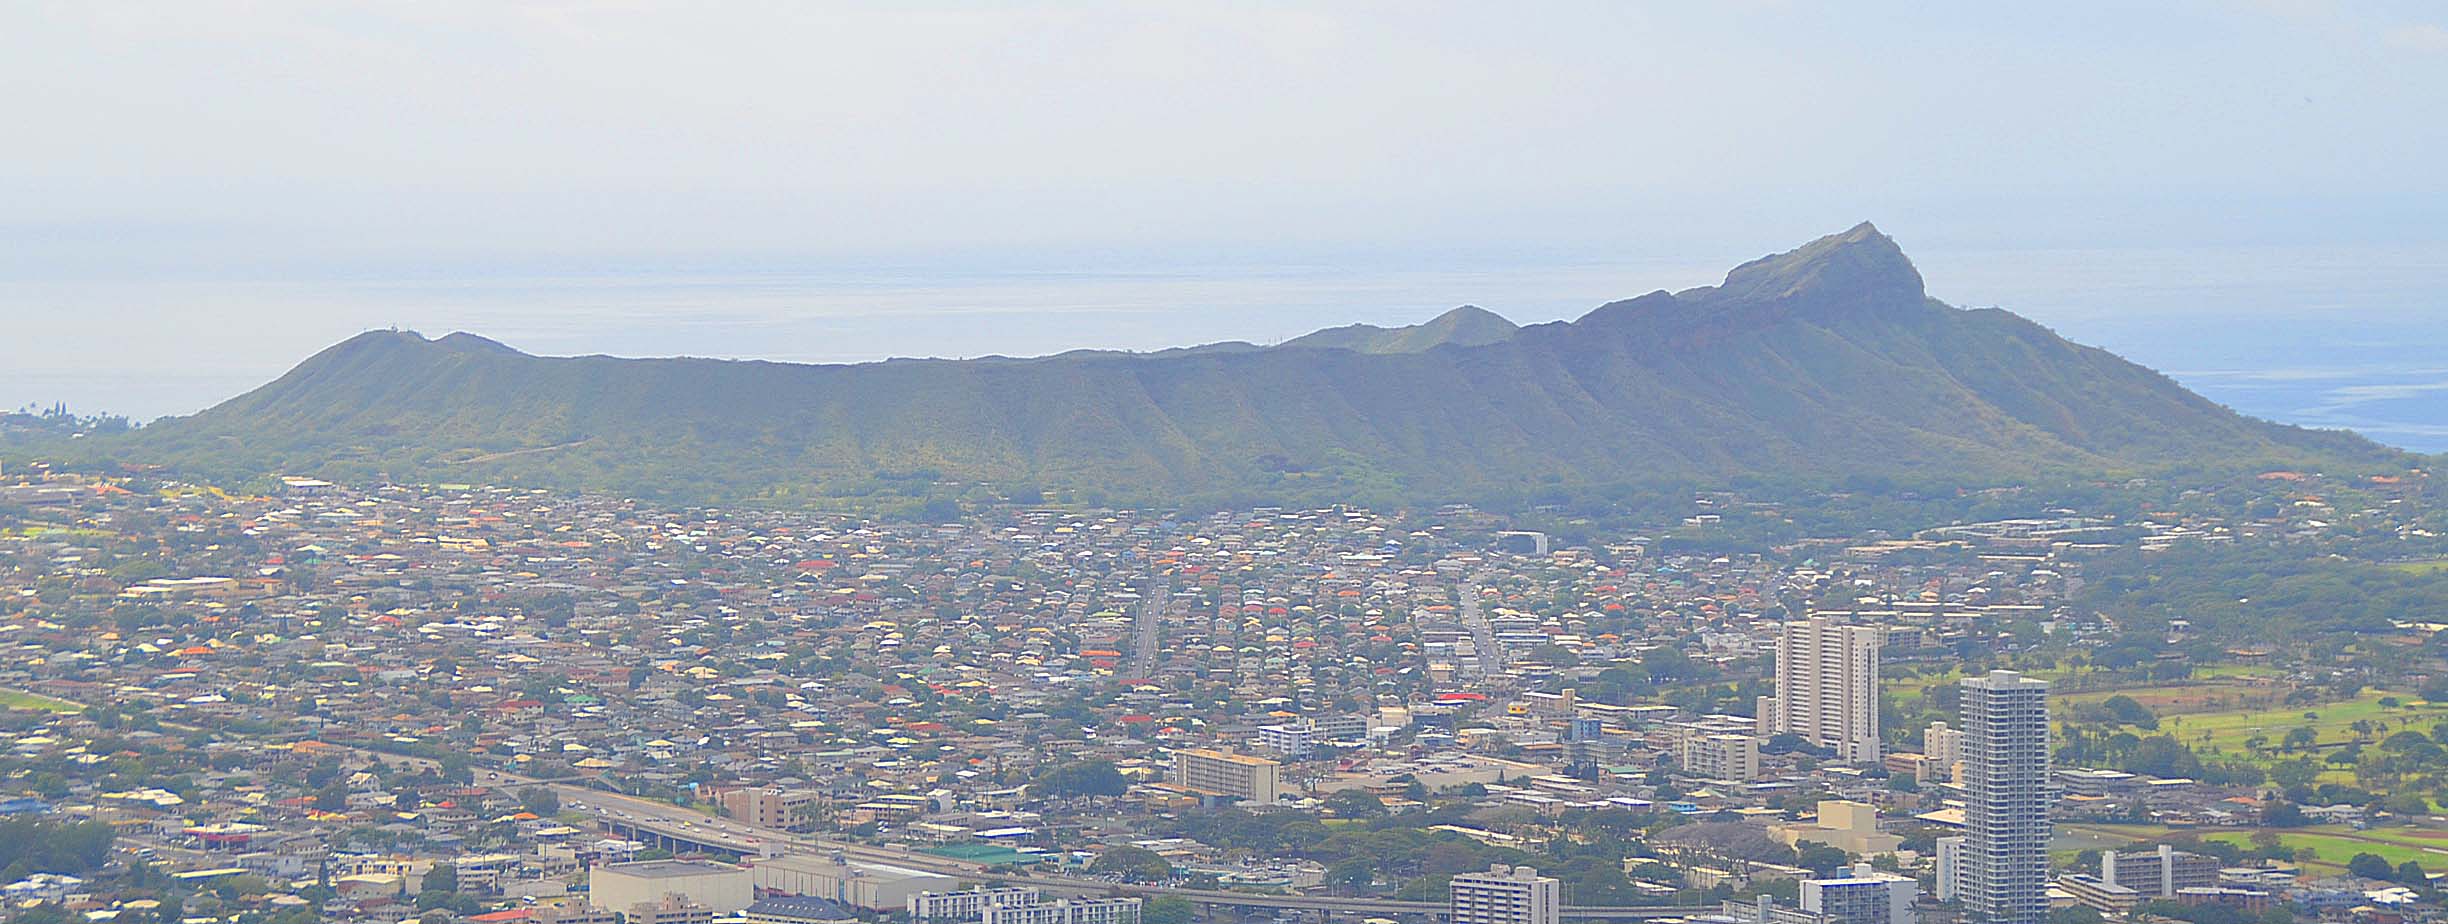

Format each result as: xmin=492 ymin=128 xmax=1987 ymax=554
xmin=1278 ymin=304 xmax=1522 ymax=354
xmin=88 ymin=224 xmax=2397 ymax=506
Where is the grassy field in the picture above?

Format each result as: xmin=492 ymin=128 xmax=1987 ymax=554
xmin=0 ymin=689 xmax=85 ymax=713
xmin=2060 ymin=823 xmax=2448 ymax=873
xmin=0 ymin=525 xmax=113 ymax=539
xmin=2386 ymin=560 xmax=2448 ymax=575
xmin=2160 ymin=690 xmax=2448 ymax=756
xmin=2199 ymin=828 xmax=2448 ymax=871
xmin=2058 ymin=681 xmax=2288 ymax=714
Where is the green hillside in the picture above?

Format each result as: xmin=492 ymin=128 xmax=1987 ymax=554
xmin=68 ymin=224 xmax=2396 ymax=507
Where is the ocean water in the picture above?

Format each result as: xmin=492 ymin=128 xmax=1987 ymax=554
xmin=3 ymin=242 xmax=2442 ymax=452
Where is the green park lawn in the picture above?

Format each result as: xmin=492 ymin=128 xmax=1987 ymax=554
xmin=2158 ymin=690 xmax=2448 ymax=756
xmin=2198 ymin=827 xmax=2448 ymax=871
xmin=2063 ymin=823 xmax=2448 ymax=874
xmin=0 ymin=689 xmax=84 ymax=713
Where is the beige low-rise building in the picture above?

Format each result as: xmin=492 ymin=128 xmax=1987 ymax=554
xmin=1774 ymin=800 xmax=1903 ymax=856
xmin=590 ymin=860 xmax=754 ymax=914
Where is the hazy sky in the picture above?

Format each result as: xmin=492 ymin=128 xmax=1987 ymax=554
xmin=3 ymin=2 xmax=2445 ymax=429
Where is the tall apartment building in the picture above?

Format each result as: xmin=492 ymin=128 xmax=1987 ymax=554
xmin=1764 ymin=617 xmax=1883 ymax=763
xmin=1959 ymin=670 xmax=2051 ymax=924
xmin=1450 ymin=865 xmax=1560 ymax=924
xmin=1679 ymin=733 xmax=1763 ymax=781
xmin=1174 ymin=748 xmax=1281 ymax=804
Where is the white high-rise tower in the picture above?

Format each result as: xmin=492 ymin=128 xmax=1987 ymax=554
xmin=1766 ymin=617 xmax=1883 ymax=763
xmin=1959 ymin=670 xmax=2051 ymax=924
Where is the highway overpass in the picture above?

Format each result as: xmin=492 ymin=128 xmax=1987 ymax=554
xmin=554 ymin=784 xmax=1698 ymax=921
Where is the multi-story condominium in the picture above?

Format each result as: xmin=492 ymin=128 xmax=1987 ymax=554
xmin=1764 ymin=617 xmax=1883 ymax=763
xmin=1679 ymin=733 xmax=1763 ymax=781
xmin=720 ymin=787 xmax=822 ymax=831
xmin=1309 ymin=713 xmax=1370 ymax=740
xmin=1173 ymin=748 xmax=1281 ymax=804
xmin=1959 ymin=670 xmax=2051 ymax=924
xmin=909 ymin=888 xmax=1042 ymax=920
xmin=2054 ymin=876 xmax=2141 ymax=917
xmin=1923 ymin=722 xmax=1963 ymax=779
xmin=1256 ymin=723 xmax=1316 ymax=758
xmin=1933 ymin=838 xmax=1965 ymax=902
xmin=981 ymin=897 xmax=1142 ymax=924
xmin=1801 ymin=871 xmax=1919 ymax=924
xmin=2102 ymin=846 xmax=2220 ymax=898
xmin=1450 ymin=865 xmax=1560 ymax=924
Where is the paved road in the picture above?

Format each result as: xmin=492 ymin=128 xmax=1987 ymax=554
xmin=1458 ymin=579 xmax=1502 ymax=678
xmin=1127 ymin=575 xmax=1168 ymax=677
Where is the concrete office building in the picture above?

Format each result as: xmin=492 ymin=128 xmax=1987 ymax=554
xmin=1959 ymin=671 xmax=2051 ymax=924
xmin=1766 ymin=618 xmax=1883 ymax=763
xmin=1451 ymin=864 xmax=1561 ymax=924
xmin=1801 ymin=868 xmax=1918 ymax=924
xmin=589 ymin=860 xmax=754 ymax=914
xmin=1174 ymin=748 xmax=1281 ymax=804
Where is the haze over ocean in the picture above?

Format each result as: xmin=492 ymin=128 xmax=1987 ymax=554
xmin=6 ymin=240 xmax=2442 ymax=452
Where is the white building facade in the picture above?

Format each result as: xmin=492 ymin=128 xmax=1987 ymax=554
xmin=1765 ymin=617 xmax=1883 ymax=763
xmin=1450 ymin=864 xmax=1560 ymax=924
xmin=1959 ymin=670 xmax=2051 ymax=924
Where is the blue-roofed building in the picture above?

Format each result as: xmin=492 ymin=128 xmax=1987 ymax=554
xmin=745 ymin=894 xmax=861 ymax=924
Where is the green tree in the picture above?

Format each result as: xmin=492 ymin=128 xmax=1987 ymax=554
xmin=1322 ymin=789 xmax=1388 ymax=819
xmin=2050 ymin=908 xmax=2105 ymax=924
xmin=1143 ymin=896 xmax=1196 ymax=924
xmin=2101 ymin=695 xmax=2159 ymax=729
xmin=1089 ymin=845 xmax=1172 ymax=883
xmin=421 ymin=862 xmax=457 ymax=895
xmin=1031 ymin=760 xmax=1128 ymax=798
xmin=2349 ymin=853 xmax=2395 ymax=881
xmin=1326 ymin=857 xmax=1375 ymax=892
xmin=519 ymin=786 xmax=559 ymax=816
